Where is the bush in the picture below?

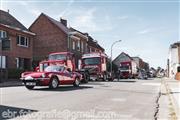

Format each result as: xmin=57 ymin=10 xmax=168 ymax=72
xmin=8 ymin=69 xmax=25 ymax=79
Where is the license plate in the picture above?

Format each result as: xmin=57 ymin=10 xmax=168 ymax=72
xmin=26 ymin=82 xmax=36 ymax=86
xmin=90 ymin=76 xmax=97 ymax=80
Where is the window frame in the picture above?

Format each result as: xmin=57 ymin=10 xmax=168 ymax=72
xmin=17 ymin=35 xmax=29 ymax=47
xmin=72 ymin=40 xmax=75 ymax=50
xmin=77 ymin=40 xmax=80 ymax=51
xmin=0 ymin=30 xmax=7 ymax=38
xmin=81 ymin=41 xmax=84 ymax=52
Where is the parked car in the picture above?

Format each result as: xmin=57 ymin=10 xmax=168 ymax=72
xmin=21 ymin=65 xmax=82 ymax=90
xmin=138 ymin=69 xmax=148 ymax=80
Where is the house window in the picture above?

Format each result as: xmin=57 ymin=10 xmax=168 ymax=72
xmin=17 ymin=35 xmax=29 ymax=47
xmin=177 ymin=66 xmax=180 ymax=72
xmin=16 ymin=57 xmax=30 ymax=70
xmin=0 ymin=30 xmax=7 ymax=38
xmin=81 ymin=41 xmax=84 ymax=52
xmin=72 ymin=41 xmax=75 ymax=50
xmin=0 ymin=56 xmax=6 ymax=69
xmin=77 ymin=40 xmax=80 ymax=51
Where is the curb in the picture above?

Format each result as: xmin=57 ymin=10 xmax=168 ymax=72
xmin=164 ymin=80 xmax=179 ymax=120
xmin=0 ymin=81 xmax=23 ymax=88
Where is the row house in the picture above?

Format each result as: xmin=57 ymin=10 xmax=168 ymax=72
xmin=87 ymin=35 xmax=104 ymax=53
xmin=113 ymin=52 xmax=134 ymax=67
xmin=168 ymin=42 xmax=180 ymax=78
xmin=0 ymin=10 xmax=35 ymax=79
xmin=132 ymin=57 xmax=149 ymax=71
xmin=29 ymin=13 xmax=88 ymax=68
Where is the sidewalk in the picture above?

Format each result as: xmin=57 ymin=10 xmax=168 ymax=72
xmin=166 ymin=79 xmax=180 ymax=119
xmin=0 ymin=79 xmax=23 ymax=88
xmin=158 ymin=78 xmax=180 ymax=120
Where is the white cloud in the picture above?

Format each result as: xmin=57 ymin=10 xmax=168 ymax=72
xmin=58 ymin=0 xmax=74 ymax=17
xmin=69 ymin=8 xmax=113 ymax=32
xmin=137 ymin=29 xmax=150 ymax=34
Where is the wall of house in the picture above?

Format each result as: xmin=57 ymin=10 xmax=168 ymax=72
xmin=29 ymin=15 xmax=68 ymax=63
xmin=0 ymin=25 xmax=33 ymax=69
xmin=169 ymin=47 xmax=179 ymax=78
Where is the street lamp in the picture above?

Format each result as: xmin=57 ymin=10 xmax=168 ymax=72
xmin=110 ymin=40 xmax=122 ymax=75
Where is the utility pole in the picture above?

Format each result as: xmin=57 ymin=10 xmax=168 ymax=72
xmin=110 ymin=40 xmax=122 ymax=76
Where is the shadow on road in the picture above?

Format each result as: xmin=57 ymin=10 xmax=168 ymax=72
xmin=0 ymin=105 xmax=38 ymax=120
xmin=86 ymin=82 xmax=105 ymax=85
xmin=113 ymin=80 xmax=136 ymax=83
xmin=33 ymin=86 xmax=93 ymax=92
xmin=170 ymin=91 xmax=180 ymax=94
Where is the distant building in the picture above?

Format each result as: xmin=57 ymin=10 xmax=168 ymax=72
xmin=113 ymin=52 xmax=133 ymax=67
xmin=132 ymin=57 xmax=144 ymax=69
xmin=0 ymin=10 xmax=35 ymax=79
xmin=132 ymin=57 xmax=149 ymax=72
xmin=168 ymin=41 xmax=180 ymax=78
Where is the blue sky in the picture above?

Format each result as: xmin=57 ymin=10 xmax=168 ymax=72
xmin=1 ymin=0 xmax=179 ymax=68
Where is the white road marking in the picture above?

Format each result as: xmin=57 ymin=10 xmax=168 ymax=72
xmin=141 ymin=83 xmax=161 ymax=86
xmin=111 ymin=98 xmax=126 ymax=102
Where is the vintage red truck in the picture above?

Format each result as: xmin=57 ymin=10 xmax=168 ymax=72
xmin=21 ymin=60 xmax=82 ymax=90
xmin=119 ymin=61 xmax=138 ymax=79
xmin=80 ymin=52 xmax=112 ymax=81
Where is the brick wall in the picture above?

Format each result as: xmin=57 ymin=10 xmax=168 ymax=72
xmin=29 ymin=15 xmax=68 ymax=62
xmin=0 ymin=25 xmax=33 ymax=69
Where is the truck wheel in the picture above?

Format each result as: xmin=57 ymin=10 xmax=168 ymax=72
xmin=49 ymin=77 xmax=59 ymax=89
xmin=25 ymin=85 xmax=34 ymax=90
xmin=103 ymin=74 xmax=107 ymax=81
xmin=83 ymin=73 xmax=89 ymax=83
xmin=73 ymin=77 xmax=80 ymax=87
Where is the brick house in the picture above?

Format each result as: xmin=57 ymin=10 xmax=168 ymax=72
xmin=86 ymin=35 xmax=104 ymax=53
xmin=29 ymin=13 xmax=88 ymax=68
xmin=0 ymin=10 xmax=35 ymax=79
xmin=132 ymin=57 xmax=149 ymax=71
xmin=113 ymin=52 xmax=133 ymax=66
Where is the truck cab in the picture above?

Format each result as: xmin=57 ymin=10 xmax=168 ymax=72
xmin=80 ymin=52 xmax=109 ymax=81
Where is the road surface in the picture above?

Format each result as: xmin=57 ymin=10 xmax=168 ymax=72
xmin=0 ymin=78 xmax=162 ymax=120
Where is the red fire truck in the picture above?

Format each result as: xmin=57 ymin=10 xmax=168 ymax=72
xmin=80 ymin=52 xmax=112 ymax=81
xmin=119 ymin=61 xmax=138 ymax=79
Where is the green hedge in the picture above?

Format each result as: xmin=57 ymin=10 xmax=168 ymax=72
xmin=8 ymin=69 xmax=25 ymax=79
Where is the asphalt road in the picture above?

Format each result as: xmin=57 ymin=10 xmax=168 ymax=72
xmin=0 ymin=78 xmax=162 ymax=120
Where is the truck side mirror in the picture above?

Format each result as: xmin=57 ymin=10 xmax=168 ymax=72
xmin=78 ymin=59 xmax=82 ymax=70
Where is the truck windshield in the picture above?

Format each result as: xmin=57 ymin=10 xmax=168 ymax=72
xmin=83 ymin=57 xmax=100 ymax=65
xmin=119 ymin=66 xmax=129 ymax=70
xmin=49 ymin=54 xmax=66 ymax=60
xmin=44 ymin=65 xmax=64 ymax=72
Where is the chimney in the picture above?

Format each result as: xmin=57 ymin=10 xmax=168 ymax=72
xmin=60 ymin=18 xmax=67 ymax=27
xmin=7 ymin=9 xmax=10 ymax=13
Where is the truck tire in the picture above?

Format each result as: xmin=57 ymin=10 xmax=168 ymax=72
xmin=49 ymin=77 xmax=59 ymax=89
xmin=25 ymin=85 xmax=34 ymax=90
xmin=103 ymin=74 xmax=107 ymax=81
xmin=82 ymin=72 xmax=89 ymax=83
